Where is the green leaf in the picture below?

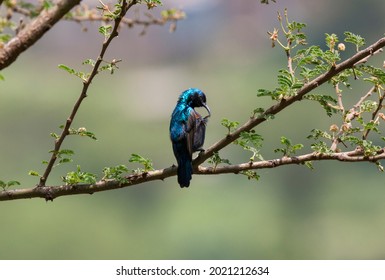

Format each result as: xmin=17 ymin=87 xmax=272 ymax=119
xmin=323 ymin=50 xmax=340 ymax=65
xmin=7 ymin=181 xmax=20 ymax=187
xmin=252 ymin=107 xmax=265 ymax=117
xmin=62 ymin=165 xmax=97 ymax=185
xmin=0 ymin=34 xmax=12 ymax=43
xmin=58 ymin=64 xmax=76 ymax=75
xmin=50 ymin=132 xmax=60 ymax=139
xmin=240 ymin=170 xmax=260 ymax=181
xmin=307 ymin=129 xmax=333 ymax=141
xmin=103 ymin=165 xmax=129 ymax=183
xmin=303 ymin=94 xmax=339 ymax=117
xmin=59 ymin=158 xmax=73 ymax=164
xmin=234 ymin=130 xmax=264 ymax=161
xmin=28 ymin=170 xmax=41 ymax=177
xmin=344 ymin=31 xmax=365 ymax=51
xmin=287 ymin=21 xmax=307 ymax=32
xmin=129 ymin=153 xmax=154 ymax=172
xmin=274 ymin=136 xmax=303 ymax=157
xmin=221 ymin=118 xmax=239 ymax=135
xmin=42 ymin=0 xmax=54 ymax=10
xmin=143 ymin=0 xmax=163 ymax=9
xmin=208 ymin=152 xmax=231 ymax=169
xmin=310 ymin=141 xmax=332 ymax=154
xmin=82 ymin=59 xmax=96 ymax=66
xmin=57 ymin=149 xmax=75 ymax=156
xmin=360 ymin=100 xmax=377 ymax=113
xmin=257 ymin=89 xmax=278 ymax=99
xmin=99 ymin=25 xmax=112 ymax=37
xmin=360 ymin=65 xmax=385 ymax=84
xmin=325 ymin=33 xmax=339 ymax=50
xmin=304 ymin=161 xmax=314 ymax=170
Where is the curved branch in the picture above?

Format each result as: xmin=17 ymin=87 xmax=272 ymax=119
xmin=1 ymin=148 xmax=384 ymax=201
xmin=0 ymin=0 xmax=81 ymax=70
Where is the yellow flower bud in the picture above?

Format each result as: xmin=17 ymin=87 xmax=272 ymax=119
xmin=329 ymin=124 xmax=339 ymax=132
xmin=338 ymin=43 xmax=346 ymax=51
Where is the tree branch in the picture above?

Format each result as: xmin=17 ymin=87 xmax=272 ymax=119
xmin=0 ymin=0 xmax=81 ymax=70
xmin=1 ymin=148 xmax=385 ymax=201
xmin=193 ymin=37 xmax=385 ymax=166
xmin=38 ymin=0 xmax=137 ymax=187
xmin=2 ymin=22 xmax=385 ymax=202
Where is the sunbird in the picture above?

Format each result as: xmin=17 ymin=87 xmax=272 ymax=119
xmin=169 ymin=88 xmax=211 ymax=188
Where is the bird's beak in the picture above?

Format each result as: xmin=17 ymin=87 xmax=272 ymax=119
xmin=203 ymin=103 xmax=211 ymax=118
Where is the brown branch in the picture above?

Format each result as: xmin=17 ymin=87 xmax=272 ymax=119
xmin=363 ymin=87 xmax=385 ymax=140
xmin=0 ymin=0 xmax=82 ymax=70
xmin=38 ymin=0 xmax=137 ymax=187
xmin=1 ymin=148 xmax=385 ymax=201
xmin=193 ymin=36 xmax=385 ymax=166
xmin=66 ymin=7 xmax=185 ymax=34
xmin=2 ymin=33 xmax=385 ymax=201
xmin=197 ymin=148 xmax=385 ymax=175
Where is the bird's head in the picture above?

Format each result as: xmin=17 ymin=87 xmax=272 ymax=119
xmin=182 ymin=88 xmax=211 ymax=117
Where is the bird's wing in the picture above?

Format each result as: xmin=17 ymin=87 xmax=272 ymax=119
xmin=186 ymin=109 xmax=202 ymax=156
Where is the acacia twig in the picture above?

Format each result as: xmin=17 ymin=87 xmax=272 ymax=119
xmin=38 ymin=0 xmax=137 ymax=187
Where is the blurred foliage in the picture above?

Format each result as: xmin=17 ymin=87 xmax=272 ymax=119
xmin=1 ymin=0 xmax=385 ymax=260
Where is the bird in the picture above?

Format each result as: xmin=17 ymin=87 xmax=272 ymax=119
xmin=169 ymin=88 xmax=211 ymax=188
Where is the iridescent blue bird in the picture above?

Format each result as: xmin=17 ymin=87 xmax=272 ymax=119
xmin=170 ymin=88 xmax=211 ymax=188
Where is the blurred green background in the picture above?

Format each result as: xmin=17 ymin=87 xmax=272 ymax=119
xmin=1 ymin=0 xmax=385 ymax=259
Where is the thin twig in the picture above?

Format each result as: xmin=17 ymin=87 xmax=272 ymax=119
xmin=363 ymin=87 xmax=385 ymax=140
xmin=335 ymin=83 xmax=344 ymax=111
xmin=354 ymin=86 xmax=376 ymax=109
xmin=38 ymin=0 xmax=137 ymax=187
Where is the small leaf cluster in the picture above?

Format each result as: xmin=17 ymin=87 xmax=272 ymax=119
xmin=62 ymin=165 xmax=97 ymax=185
xmin=102 ymin=165 xmax=129 ymax=184
xmin=240 ymin=170 xmax=260 ymax=181
xmin=59 ymin=59 xmax=120 ymax=82
xmin=60 ymin=153 xmax=155 ymax=185
xmin=67 ymin=126 xmax=97 ymax=140
xmin=0 ymin=180 xmax=20 ymax=191
xmin=307 ymin=130 xmax=333 ymax=154
xmin=49 ymin=149 xmax=75 ymax=166
xmin=257 ymin=69 xmax=304 ymax=100
xmin=208 ymin=152 xmax=231 ymax=169
xmin=274 ymin=136 xmax=303 ymax=157
xmin=234 ymin=130 xmax=264 ymax=161
xmin=303 ymin=94 xmax=339 ymax=117
xmin=221 ymin=118 xmax=239 ymax=135
xmin=141 ymin=0 xmax=163 ymax=9
xmin=129 ymin=153 xmax=154 ymax=173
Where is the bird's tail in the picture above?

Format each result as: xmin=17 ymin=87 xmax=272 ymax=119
xmin=177 ymin=157 xmax=192 ymax=188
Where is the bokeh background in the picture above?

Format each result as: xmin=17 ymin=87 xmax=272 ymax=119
xmin=1 ymin=0 xmax=385 ymax=259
